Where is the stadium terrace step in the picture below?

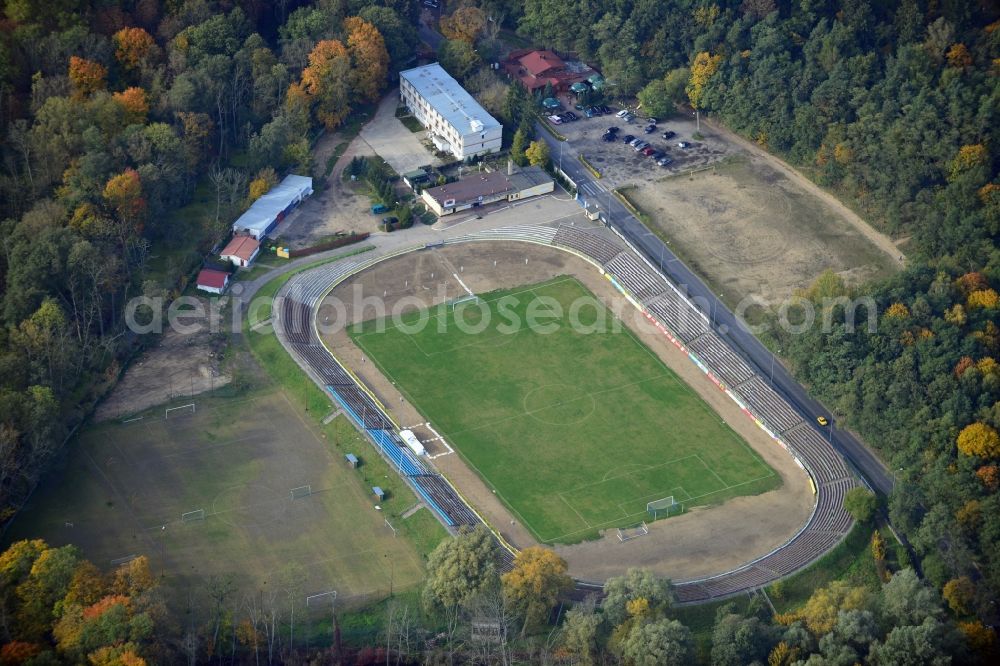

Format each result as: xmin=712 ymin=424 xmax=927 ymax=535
xmin=604 ymin=252 xmax=667 ymax=301
xmin=688 ymin=333 xmax=756 ymax=386
xmin=644 ymin=290 xmax=711 ymax=342
xmin=552 ymin=225 xmax=623 ymax=265
xmin=783 ymin=424 xmax=852 ymax=483
xmin=734 ymin=376 xmax=805 ymax=433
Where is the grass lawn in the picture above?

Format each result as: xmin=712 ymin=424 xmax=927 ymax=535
xmin=398 ymin=115 xmax=424 ymax=133
xmin=349 ymin=277 xmax=779 ymax=544
xmin=3 ymin=391 xmax=436 ymax=604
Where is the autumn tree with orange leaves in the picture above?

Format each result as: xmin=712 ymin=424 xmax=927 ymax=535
xmin=68 ymin=56 xmax=107 ymax=99
xmin=502 ymin=546 xmax=572 ymax=634
xmin=113 ymin=87 xmax=149 ymax=124
xmin=344 ymin=16 xmax=390 ymax=102
xmin=294 ymin=39 xmax=353 ymax=129
xmin=112 ymin=27 xmax=157 ymax=71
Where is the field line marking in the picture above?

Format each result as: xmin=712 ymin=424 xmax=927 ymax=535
xmin=558 ymin=493 xmax=592 ymax=529
xmin=558 ymin=454 xmax=700 ymax=496
xmin=696 ymin=454 xmax=732 ymax=490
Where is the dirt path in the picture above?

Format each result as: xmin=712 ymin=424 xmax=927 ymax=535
xmin=703 ymin=117 xmax=905 ymax=266
xmin=318 ymin=241 xmax=813 ymax=583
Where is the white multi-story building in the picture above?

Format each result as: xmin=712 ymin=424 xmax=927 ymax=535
xmin=400 ymin=63 xmax=502 ymax=160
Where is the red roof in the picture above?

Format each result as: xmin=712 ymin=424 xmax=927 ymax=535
xmin=519 ymin=50 xmax=563 ymax=77
xmin=197 ymin=269 xmax=229 ymax=289
xmin=221 ymin=235 xmax=260 ymax=262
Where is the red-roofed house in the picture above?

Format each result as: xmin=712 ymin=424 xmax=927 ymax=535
xmin=196 ymin=269 xmax=230 ymax=294
xmin=503 ymin=49 xmax=594 ymax=93
xmin=220 ymin=235 xmax=261 ymax=267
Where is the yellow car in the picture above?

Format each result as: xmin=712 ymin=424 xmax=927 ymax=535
xmin=817 ymin=416 xmax=829 ymax=426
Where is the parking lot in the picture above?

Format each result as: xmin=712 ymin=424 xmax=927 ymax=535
xmin=547 ymin=103 xmax=733 ymax=188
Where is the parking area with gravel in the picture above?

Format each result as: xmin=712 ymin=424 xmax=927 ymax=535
xmin=549 ymin=106 xmax=734 ymax=188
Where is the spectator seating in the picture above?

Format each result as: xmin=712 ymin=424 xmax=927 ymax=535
xmin=604 ymin=252 xmax=667 ymax=301
xmin=552 ymin=225 xmax=623 ymax=265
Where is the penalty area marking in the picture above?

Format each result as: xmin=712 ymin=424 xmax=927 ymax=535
xmin=423 ymin=422 xmax=455 ymax=459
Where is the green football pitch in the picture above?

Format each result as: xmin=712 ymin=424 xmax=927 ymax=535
xmin=350 ymin=277 xmax=779 ymax=544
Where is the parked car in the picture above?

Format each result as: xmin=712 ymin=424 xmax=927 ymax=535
xmin=633 ymin=141 xmax=649 ymax=151
xmin=662 ymin=130 xmax=676 ymax=139
xmin=644 ymin=125 xmax=656 ymax=134
xmin=615 ymin=109 xmax=630 ymax=118
xmin=601 ymin=132 xmax=616 ymax=142
xmin=548 ymin=114 xmax=562 ymax=124
xmin=599 ymin=105 xmax=611 ymax=114
xmin=606 ymin=126 xmax=619 ymax=134
xmin=657 ymin=156 xmax=674 ymax=166
xmin=677 ymin=141 xmax=691 ymax=148
xmin=381 ymin=216 xmax=399 ymax=225
xmin=621 ymin=134 xmax=635 ymax=143
xmin=575 ymin=103 xmax=586 ymax=111
xmin=651 ymin=151 xmax=665 ymax=160
xmin=590 ymin=106 xmax=604 ymax=116
xmin=629 ymin=137 xmax=643 ymax=147
xmin=641 ymin=146 xmax=656 ymax=156
xmin=646 ymin=117 xmax=657 ymax=125
xmin=565 ymin=111 xmax=579 ymax=121
xmin=584 ymin=107 xmax=594 ymax=118
xmin=622 ymin=112 xmax=635 ymax=122
xmin=371 ymin=203 xmax=389 ymax=214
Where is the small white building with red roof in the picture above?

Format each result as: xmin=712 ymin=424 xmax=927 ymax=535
xmin=196 ymin=268 xmax=230 ymax=294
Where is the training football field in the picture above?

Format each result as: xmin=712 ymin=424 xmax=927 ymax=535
xmin=350 ymin=277 xmax=778 ymax=544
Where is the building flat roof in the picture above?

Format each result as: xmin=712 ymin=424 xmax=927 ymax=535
xmin=507 ymin=165 xmax=553 ymax=192
xmin=232 ymin=174 xmax=313 ymax=237
xmin=400 ymin=63 xmax=501 ymax=135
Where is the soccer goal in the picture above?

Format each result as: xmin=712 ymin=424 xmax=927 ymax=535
xmin=449 ymin=294 xmax=480 ymax=311
xmin=647 ymin=496 xmax=682 ymax=519
xmin=290 ymin=485 xmax=313 ymax=500
xmin=165 ymin=403 xmax=196 ymax=419
xmin=182 ymin=509 xmax=205 ymax=523
xmin=617 ymin=522 xmax=649 ymax=542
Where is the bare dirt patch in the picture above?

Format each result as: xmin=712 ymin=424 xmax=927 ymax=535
xmin=317 ymin=241 xmax=813 ymax=583
xmin=628 ymin=155 xmax=897 ymax=308
xmin=95 ymin=299 xmax=229 ymax=422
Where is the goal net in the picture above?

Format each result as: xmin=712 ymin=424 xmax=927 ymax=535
xmin=449 ymin=294 xmax=480 ymax=311
xmin=647 ymin=496 xmax=682 ymax=519
xmin=165 ymin=403 xmax=196 ymax=419
xmin=290 ymin=485 xmax=313 ymax=499
xmin=182 ymin=509 xmax=205 ymax=523
xmin=617 ymin=522 xmax=649 ymax=542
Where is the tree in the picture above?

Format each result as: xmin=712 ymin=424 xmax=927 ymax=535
xmin=68 ymin=56 xmax=107 ymax=100
xmin=797 ymin=581 xmax=869 ymax=635
xmin=525 ymin=140 xmax=549 ymax=167
xmin=843 ymin=487 xmax=878 ymax=522
xmin=957 ymin=423 xmax=1000 ymax=459
xmin=439 ymin=6 xmax=486 ymax=44
xmin=868 ymin=617 xmax=955 ymax=666
xmin=637 ymin=79 xmax=672 ymax=119
xmin=113 ymin=27 xmax=157 ymax=70
xmin=297 ymin=39 xmax=353 ymax=129
xmin=560 ymin=600 xmax=601 ymax=665
xmin=942 ymin=577 xmax=975 ymax=616
xmin=103 ymin=169 xmax=146 ymax=234
xmin=621 ymin=618 xmax=692 ymax=666
xmin=602 ymin=568 xmax=674 ymax=627
xmin=247 ymin=168 xmax=277 ymax=203
xmin=686 ymin=51 xmax=722 ymax=109
xmin=438 ymin=39 xmax=481 ymax=81
xmin=112 ymin=88 xmax=149 ymax=125
xmin=344 ymin=16 xmax=389 ymax=102
xmin=422 ymin=525 xmax=497 ymax=612
xmin=712 ymin=610 xmax=776 ymax=666
xmin=501 ymin=546 xmax=572 ymax=634
xmin=881 ymin=569 xmax=943 ymax=626
xmin=510 ymin=126 xmax=530 ymax=166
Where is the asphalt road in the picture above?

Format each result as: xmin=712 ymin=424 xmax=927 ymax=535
xmin=538 ymin=122 xmax=894 ymax=497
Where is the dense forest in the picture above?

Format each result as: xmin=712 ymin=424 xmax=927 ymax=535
xmin=1 ymin=0 xmax=999 ymax=662
xmin=0 ymin=0 xmax=413 ymax=525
